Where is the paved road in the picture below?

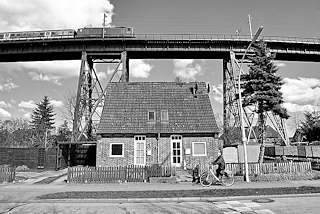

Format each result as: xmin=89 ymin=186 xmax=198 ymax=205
xmin=1 ymin=195 xmax=320 ymax=213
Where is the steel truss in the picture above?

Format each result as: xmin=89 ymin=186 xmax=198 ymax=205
xmin=72 ymin=51 xmax=129 ymax=142
xmin=223 ymin=51 xmax=289 ymax=146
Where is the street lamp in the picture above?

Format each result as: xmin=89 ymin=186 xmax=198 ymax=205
xmin=238 ymin=26 xmax=263 ymax=182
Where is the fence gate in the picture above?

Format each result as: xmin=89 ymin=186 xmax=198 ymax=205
xmin=37 ymin=148 xmax=45 ymax=169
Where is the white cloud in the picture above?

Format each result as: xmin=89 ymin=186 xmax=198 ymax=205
xmin=130 ymin=60 xmax=153 ymax=78
xmin=173 ymin=59 xmax=202 ymax=80
xmin=96 ymin=71 xmax=107 ymax=80
xmin=18 ymin=100 xmax=36 ymax=109
xmin=0 ymin=0 xmax=114 ymax=31
xmin=211 ymin=84 xmax=223 ymax=104
xmin=0 ymin=79 xmax=19 ymax=91
xmin=0 ymin=108 xmax=11 ymax=118
xmin=283 ymin=103 xmax=320 ymax=112
xmin=51 ymin=100 xmax=64 ymax=108
xmin=23 ymin=112 xmax=32 ymax=120
xmin=0 ymin=101 xmax=11 ymax=108
xmin=274 ymin=62 xmax=286 ymax=67
xmin=281 ymin=77 xmax=320 ymax=105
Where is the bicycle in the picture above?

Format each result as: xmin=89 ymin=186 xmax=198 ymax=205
xmin=199 ymin=165 xmax=234 ymax=187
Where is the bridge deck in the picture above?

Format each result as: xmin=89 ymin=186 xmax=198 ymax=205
xmin=0 ymin=34 xmax=319 ymax=62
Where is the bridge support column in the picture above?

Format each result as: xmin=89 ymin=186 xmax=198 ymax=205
xmin=121 ymin=51 xmax=129 ymax=82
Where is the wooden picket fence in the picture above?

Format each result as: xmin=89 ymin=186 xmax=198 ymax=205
xmin=67 ymin=165 xmax=175 ymax=183
xmin=225 ymin=161 xmax=312 ymax=176
xmin=0 ymin=166 xmax=15 ymax=183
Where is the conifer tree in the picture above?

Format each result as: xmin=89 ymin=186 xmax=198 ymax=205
xmin=31 ymin=96 xmax=55 ymax=146
xmin=241 ymin=40 xmax=289 ymax=164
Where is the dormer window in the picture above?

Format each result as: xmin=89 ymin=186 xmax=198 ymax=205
xmin=161 ymin=110 xmax=168 ymax=122
xmin=148 ymin=111 xmax=155 ymax=122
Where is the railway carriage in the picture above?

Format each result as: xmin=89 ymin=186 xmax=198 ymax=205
xmin=76 ymin=27 xmax=134 ymax=38
xmin=0 ymin=29 xmax=75 ymax=41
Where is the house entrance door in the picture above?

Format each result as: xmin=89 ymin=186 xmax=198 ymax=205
xmin=171 ymin=135 xmax=182 ymax=167
xmin=134 ymin=136 xmax=146 ymax=166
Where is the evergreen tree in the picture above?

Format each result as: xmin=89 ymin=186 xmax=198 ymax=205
xmin=241 ymin=40 xmax=289 ymax=164
xmin=56 ymin=120 xmax=72 ymax=142
xmin=31 ymin=96 xmax=55 ymax=146
xmin=300 ymin=111 xmax=320 ymax=142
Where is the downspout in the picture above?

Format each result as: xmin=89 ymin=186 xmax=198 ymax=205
xmin=157 ymin=133 xmax=160 ymax=164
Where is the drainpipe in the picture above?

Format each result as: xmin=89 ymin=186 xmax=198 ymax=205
xmin=157 ymin=133 xmax=160 ymax=164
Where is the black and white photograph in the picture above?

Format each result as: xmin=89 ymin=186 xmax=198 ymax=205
xmin=0 ymin=0 xmax=320 ymax=213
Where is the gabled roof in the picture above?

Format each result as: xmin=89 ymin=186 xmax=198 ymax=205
xmin=97 ymin=82 xmax=219 ymax=135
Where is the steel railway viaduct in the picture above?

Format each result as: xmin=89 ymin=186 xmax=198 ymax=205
xmin=1 ymin=34 xmax=319 ymax=142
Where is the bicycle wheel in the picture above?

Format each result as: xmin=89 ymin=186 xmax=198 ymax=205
xmin=199 ymin=171 xmax=214 ymax=187
xmin=221 ymin=172 xmax=234 ymax=187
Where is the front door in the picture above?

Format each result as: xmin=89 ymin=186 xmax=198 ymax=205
xmin=134 ymin=136 xmax=146 ymax=166
xmin=171 ymin=135 xmax=182 ymax=167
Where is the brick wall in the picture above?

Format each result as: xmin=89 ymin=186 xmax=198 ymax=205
xmin=97 ymin=135 xmax=222 ymax=168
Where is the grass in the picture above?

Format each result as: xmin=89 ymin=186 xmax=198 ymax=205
xmin=38 ymin=186 xmax=320 ymax=200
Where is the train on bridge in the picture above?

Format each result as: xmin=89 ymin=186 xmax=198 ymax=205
xmin=0 ymin=27 xmax=134 ymax=41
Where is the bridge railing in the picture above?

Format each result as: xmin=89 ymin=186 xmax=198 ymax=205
xmin=0 ymin=33 xmax=320 ymax=44
xmin=133 ymin=34 xmax=320 ymax=44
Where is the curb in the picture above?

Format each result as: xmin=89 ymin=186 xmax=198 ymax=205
xmin=29 ymin=192 xmax=320 ymax=204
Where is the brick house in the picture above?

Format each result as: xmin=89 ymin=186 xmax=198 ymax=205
xmin=96 ymin=82 xmax=221 ymax=168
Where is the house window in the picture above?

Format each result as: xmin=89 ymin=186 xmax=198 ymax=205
xmin=110 ymin=143 xmax=124 ymax=157
xmin=192 ymin=142 xmax=207 ymax=156
xmin=148 ymin=111 xmax=156 ymax=122
xmin=161 ymin=110 xmax=169 ymax=122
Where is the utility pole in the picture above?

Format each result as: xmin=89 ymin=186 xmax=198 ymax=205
xmin=102 ymin=13 xmax=107 ymax=38
xmin=238 ymin=26 xmax=264 ymax=182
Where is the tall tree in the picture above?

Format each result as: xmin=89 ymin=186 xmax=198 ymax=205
xmin=31 ymin=96 xmax=55 ymax=147
xmin=241 ymin=40 xmax=289 ymax=164
xmin=300 ymin=111 xmax=320 ymax=142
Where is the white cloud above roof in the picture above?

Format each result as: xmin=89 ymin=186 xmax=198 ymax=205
xmin=0 ymin=0 xmax=114 ymax=31
xmin=173 ymin=59 xmax=202 ymax=80
xmin=130 ymin=60 xmax=153 ymax=78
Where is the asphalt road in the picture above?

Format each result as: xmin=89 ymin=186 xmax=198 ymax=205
xmin=2 ymin=196 xmax=320 ymax=214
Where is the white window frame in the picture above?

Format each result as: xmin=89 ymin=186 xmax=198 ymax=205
xmin=192 ymin=142 xmax=207 ymax=157
xmin=171 ymin=135 xmax=182 ymax=167
xmin=161 ymin=110 xmax=169 ymax=122
xmin=109 ymin=143 xmax=124 ymax=157
xmin=134 ymin=135 xmax=146 ymax=166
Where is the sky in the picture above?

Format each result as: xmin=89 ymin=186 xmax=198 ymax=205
xmin=0 ymin=0 xmax=319 ymax=136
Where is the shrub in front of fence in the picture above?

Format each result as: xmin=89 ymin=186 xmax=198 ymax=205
xmin=67 ymin=165 xmax=175 ymax=184
xmin=0 ymin=166 xmax=15 ymax=183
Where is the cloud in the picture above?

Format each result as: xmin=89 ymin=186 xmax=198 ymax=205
xmin=18 ymin=100 xmax=36 ymax=109
xmin=23 ymin=112 xmax=32 ymax=120
xmin=211 ymin=84 xmax=223 ymax=104
xmin=0 ymin=79 xmax=19 ymax=91
xmin=51 ymin=100 xmax=64 ymax=108
xmin=0 ymin=0 xmax=114 ymax=31
xmin=281 ymin=77 xmax=320 ymax=105
xmin=283 ymin=103 xmax=320 ymax=112
xmin=0 ymin=108 xmax=11 ymax=118
xmin=173 ymin=59 xmax=202 ymax=80
xmin=0 ymin=101 xmax=12 ymax=108
xmin=274 ymin=62 xmax=286 ymax=67
xmin=130 ymin=60 xmax=153 ymax=78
